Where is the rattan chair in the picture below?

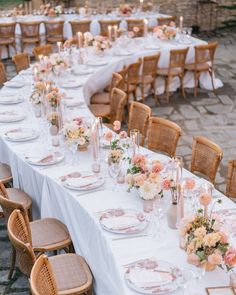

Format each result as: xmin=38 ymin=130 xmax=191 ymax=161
xmin=91 ymin=72 xmax=123 ymax=105
xmin=185 ymin=42 xmax=218 ymax=97
xmin=30 ymin=253 xmax=93 ymax=295
xmin=191 ymin=136 xmax=223 ymax=184
xmin=33 ymin=44 xmax=53 ymax=60
xmin=12 ymin=52 xmax=30 ymax=73
xmin=105 ymin=67 xmax=127 ymax=93
xmin=0 ymin=164 xmax=12 ymax=184
xmin=19 ymin=21 xmax=41 ymax=52
xmin=6 ymin=209 xmax=72 ymax=279
xmin=157 ymin=47 xmax=189 ymax=103
xmin=0 ymin=62 xmax=7 ymax=86
xmin=127 ymin=19 xmax=145 ymax=37
xmin=128 ymin=101 xmax=151 ymax=146
xmin=125 ymin=58 xmax=142 ymax=103
xmin=89 ymin=87 xmax=127 ymax=123
xmin=139 ymin=53 xmax=160 ymax=103
xmin=147 ymin=117 xmax=182 ymax=157
xmin=0 ymin=22 xmax=16 ymax=58
xmin=69 ymin=20 xmax=91 ymax=36
xmin=157 ymin=16 xmax=176 ymax=26
xmin=226 ymin=160 xmax=236 ymax=199
xmin=44 ymin=21 xmax=65 ymax=45
xmin=99 ymin=19 xmax=121 ymax=37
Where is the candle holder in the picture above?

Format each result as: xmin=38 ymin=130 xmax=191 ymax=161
xmin=130 ymin=129 xmax=140 ymax=157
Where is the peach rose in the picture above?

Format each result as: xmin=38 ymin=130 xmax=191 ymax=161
xmin=203 ymin=232 xmax=221 ymax=247
xmin=185 ymin=178 xmax=195 ymax=190
xmin=134 ymin=174 xmax=145 ymax=187
xmin=113 ymin=120 xmax=121 ymax=131
xmin=224 ymin=248 xmax=236 ymax=267
xmin=133 ymin=26 xmax=140 ymax=33
xmin=104 ymin=131 xmax=113 ymax=142
xmin=208 ymin=253 xmax=223 ymax=265
xmin=187 ymin=253 xmax=200 ymax=266
xmin=199 ymin=193 xmax=212 ymax=206
xmin=126 ymin=174 xmax=133 ymax=186
xmin=194 ymin=226 xmax=207 ymax=239
xmin=219 ymin=231 xmax=228 ymax=244
xmin=152 ymin=162 xmax=164 ymax=173
xmin=162 ymin=179 xmax=172 ymax=190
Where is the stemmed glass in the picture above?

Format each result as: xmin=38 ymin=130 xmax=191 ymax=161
xmin=175 ymin=268 xmax=195 ymax=295
xmin=68 ymin=139 xmax=78 ymax=167
xmin=108 ymin=159 xmax=122 ymax=191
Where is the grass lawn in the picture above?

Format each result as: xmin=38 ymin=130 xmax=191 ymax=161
xmin=0 ymin=0 xmax=23 ymax=9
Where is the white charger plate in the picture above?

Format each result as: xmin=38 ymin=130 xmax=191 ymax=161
xmin=0 ymin=96 xmax=24 ymax=105
xmin=0 ymin=112 xmax=25 ymax=123
xmin=4 ymin=81 xmax=25 ymax=88
xmin=5 ymin=128 xmax=39 ymax=142
xmin=25 ymin=151 xmax=64 ymax=166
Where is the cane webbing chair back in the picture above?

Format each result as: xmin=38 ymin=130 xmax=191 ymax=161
xmin=226 ymin=160 xmax=236 ymax=199
xmin=147 ymin=117 xmax=182 ymax=157
xmin=157 ymin=16 xmax=176 ymax=26
xmin=191 ymin=136 xmax=223 ymax=184
xmin=12 ymin=52 xmax=30 ymax=73
xmin=69 ymin=20 xmax=91 ymax=36
xmin=44 ymin=21 xmax=64 ymax=43
xmin=127 ymin=19 xmax=145 ymax=37
xmin=33 ymin=44 xmax=53 ymax=60
xmin=99 ymin=19 xmax=121 ymax=37
xmin=19 ymin=22 xmax=41 ymax=38
xmin=110 ymin=87 xmax=127 ymax=123
xmin=30 ymin=254 xmax=58 ymax=295
xmin=128 ymin=101 xmax=151 ymax=146
xmin=7 ymin=210 xmax=35 ymax=277
xmin=0 ymin=62 xmax=7 ymax=86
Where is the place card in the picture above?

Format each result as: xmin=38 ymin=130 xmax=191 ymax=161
xmin=206 ymin=287 xmax=236 ymax=295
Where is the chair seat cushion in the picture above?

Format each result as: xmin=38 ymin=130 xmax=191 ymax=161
xmin=0 ymin=163 xmax=12 ymax=183
xmin=49 ymin=254 xmax=91 ymax=293
xmin=91 ymin=92 xmax=110 ymax=104
xmin=6 ymin=188 xmax=32 ymax=210
xmin=157 ymin=67 xmax=182 ymax=76
xmin=0 ymin=38 xmax=15 ymax=45
xmin=185 ymin=63 xmax=211 ymax=71
xmin=22 ymin=37 xmax=40 ymax=43
xmin=30 ymin=218 xmax=71 ymax=251
xmin=89 ymin=104 xmax=110 ymax=117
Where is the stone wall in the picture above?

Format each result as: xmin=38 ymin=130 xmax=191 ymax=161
xmin=32 ymin=0 xmax=236 ymax=31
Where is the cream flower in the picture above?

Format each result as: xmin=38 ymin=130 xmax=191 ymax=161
xmin=138 ymin=182 xmax=156 ymax=200
xmin=203 ymin=232 xmax=221 ymax=247
xmin=194 ymin=226 xmax=207 ymax=239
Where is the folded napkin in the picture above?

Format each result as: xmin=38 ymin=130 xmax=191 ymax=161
xmin=7 ymin=130 xmax=34 ymax=140
xmin=128 ymin=268 xmax=172 ymax=288
xmin=26 ymin=153 xmax=54 ymax=164
xmin=65 ymin=175 xmax=98 ymax=188
xmin=4 ymin=81 xmax=24 ymax=88
xmin=102 ymin=215 xmax=139 ymax=230
xmin=0 ymin=96 xmax=20 ymax=103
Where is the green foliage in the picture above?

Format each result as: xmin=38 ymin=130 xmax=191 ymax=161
xmin=0 ymin=0 xmax=23 ymax=8
xmin=219 ymin=4 xmax=236 ymax=28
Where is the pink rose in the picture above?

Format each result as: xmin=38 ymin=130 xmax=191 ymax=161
xmin=162 ymin=179 xmax=172 ymax=190
xmin=113 ymin=120 xmax=121 ymax=131
xmin=152 ymin=162 xmax=164 ymax=173
xmin=104 ymin=131 xmax=113 ymax=142
xmin=185 ymin=178 xmax=195 ymax=190
xmin=199 ymin=193 xmax=212 ymax=206
xmin=224 ymin=248 xmax=236 ymax=267
xmin=119 ymin=131 xmax=127 ymax=139
xmin=134 ymin=174 xmax=145 ymax=187
xmin=187 ymin=253 xmax=200 ymax=266
xmin=73 ymin=117 xmax=82 ymax=125
xmin=208 ymin=253 xmax=223 ymax=265
xmin=218 ymin=231 xmax=228 ymax=244
xmin=132 ymin=154 xmax=146 ymax=166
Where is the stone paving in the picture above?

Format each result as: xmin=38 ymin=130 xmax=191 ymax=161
xmin=0 ymin=28 xmax=236 ymax=294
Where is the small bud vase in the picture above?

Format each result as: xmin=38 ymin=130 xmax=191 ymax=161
xmin=143 ymin=199 xmax=154 ymax=213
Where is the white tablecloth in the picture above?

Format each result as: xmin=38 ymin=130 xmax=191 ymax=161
xmin=0 ymin=12 xmax=170 ymax=58
xmin=0 ymin=39 xmax=227 ymax=295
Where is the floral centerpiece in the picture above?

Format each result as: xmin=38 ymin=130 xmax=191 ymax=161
xmin=33 ymin=60 xmax=52 ymax=82
xmin=30 ymin=82 xmax=44 ymax=106
xmin=153 ymin=25 xmax=177 ymax=40
xmin=46 ymin=86 xmax=62 ymax=108
xmin=93 ymin=36 xmax=111 ymax=54
xmin=119 ymin=4 xmax=133 ymax=16
xmin=11 ymin=4 xmax=24 ymax=17
xmin=179 ymin=194 xmax=236 ymax=272
xmin=84 ymin=32 xmax=94 ymax=47
xmin=63 ymin=117 xmax=91 ymax=149
xmin=48 ymin=53 xmax=69 ymax=76
xmin=41 ymin=4 xmax=62 ymax=17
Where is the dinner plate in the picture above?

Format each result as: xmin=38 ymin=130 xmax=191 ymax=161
xmin=125 ymin=258 xmax=180 ymax=294
xmin=61 ymin=81 xmax=83 ymax=88
xmin=4 ymin=128 xmax=39 ymax=142
xmin=62 ymin=171 xmax=104 ymax=191
xmin=0 ymin=111 xmax=25 ymax=123
xmin=73 ymin=68 xmax=94 ymax=75
xmin=25 ymin=151 xmax=64 ymax=166
xmin=0 ymin=95 xmax=24 ymax=105
xmin=4 ymin=81 xmax=25 ymax=88
xmin=87 ymin=60 xmax=108 ymax=67
xmin=99 ymin=209 xmax=148 ymax=234
xmin=215 ymin=208 xmax=236 ymax=233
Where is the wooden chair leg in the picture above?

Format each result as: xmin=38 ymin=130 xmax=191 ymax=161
xmin=166 ymin=76 xmax=171 ymax=104
xmin=194 ymin=72 xmax=199 ymax=97
xmin=7 ymin=45 xmax=10 ymax=58
xmin=210 ymin=69 xmax=216 ymax=94
xmin=141 ymin=83 xmax=145 ymax=102
xmin=180 ymin=76 xmax=186 ymax=98
xmin=28 ymin=206 xmax=33 ymax=222
xmin=8 ymin=246 xmax=16 ymax=280
xmin=87 ymin=287 xmax=93 ymax=295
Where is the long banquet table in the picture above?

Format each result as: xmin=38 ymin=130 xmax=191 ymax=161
xmin=0 ymin=36 xmax=230 ymax=295
xmin=0 ymin=11 xmax=170 ymax=58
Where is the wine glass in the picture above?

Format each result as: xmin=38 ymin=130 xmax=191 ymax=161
xmin=187 ymin=264 xmax=206 ymax=294
xmin=175 ymin=268 xmax=195 ymax=295
xmin=108 ymin=160 xmax=122 ymax=191
xmin=68 ymin=139 xmax=78 ymax=166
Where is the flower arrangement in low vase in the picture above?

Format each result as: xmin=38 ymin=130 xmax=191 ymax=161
xmin=42 ymin=4 xmax=62 ymax=17
xmin=33 ymin=60 xmax=52 ymax=82
xmin=179 ymin=195 xmax=236 ymax=272
xmin=119 ymin=4 xmax=133 ymax=16
xmin=11 ymin=4 xmax=24 ymax=17
xmin=63 ymin=117 xmax=91 ymax=150
xmin=153 ymin=25 xmax=177 ymax=40
xmin=30 ymin=82 xmax=45 ymax=117
xmin=92 ymin=36 xmax=112 ymax=55
xmin=48 ymin=53 xmax=69 ymax=76
xmin=46 ymin=86 xmax=63 ymax=108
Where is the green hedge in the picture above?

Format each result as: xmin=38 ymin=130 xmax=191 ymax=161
xmin=0 ymin=0 xmax=23 ymax=8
